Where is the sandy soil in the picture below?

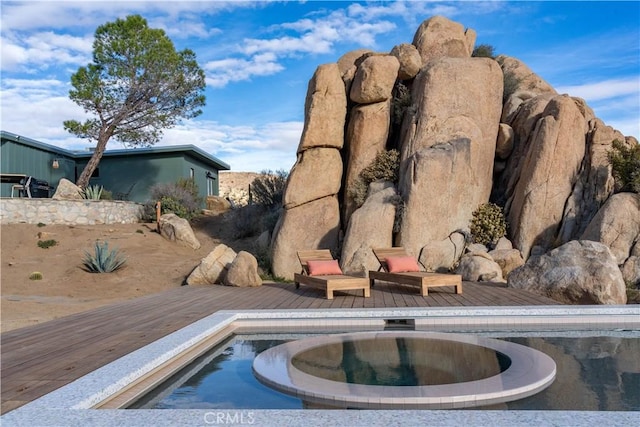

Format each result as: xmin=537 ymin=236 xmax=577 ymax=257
xmin=0 ymin=214 xmax=255 ymax=333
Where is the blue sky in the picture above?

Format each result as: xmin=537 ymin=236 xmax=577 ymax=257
xmin=1 ymin=1 xmax=638 ymax=172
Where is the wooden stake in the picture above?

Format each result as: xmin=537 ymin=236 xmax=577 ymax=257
xmin=156 ymin=201 xmax=161 ymax=232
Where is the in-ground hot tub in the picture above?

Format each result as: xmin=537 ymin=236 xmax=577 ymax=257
xmin=253 ymin=331 xmax=556 ymax=409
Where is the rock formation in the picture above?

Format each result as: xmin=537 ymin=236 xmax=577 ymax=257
xmin=186 ymin=244 xmax=237 ymax=285
xmin=269 ymin=14 xmax=637 ymax=304
xmin=508 ymin=241 xmax=627 ymax=305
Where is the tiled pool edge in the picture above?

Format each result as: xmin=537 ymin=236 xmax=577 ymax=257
xmin=2 ymin=305 xmax=639 ymax=426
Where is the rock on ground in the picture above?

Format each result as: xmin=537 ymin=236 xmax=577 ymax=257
xmin=224 ymin=251 xmax=262 ymax=287
xmin=158 ymin=213 xmax=201 ymax=250
xmin=508 ymin=240 xmax=627 ymax=305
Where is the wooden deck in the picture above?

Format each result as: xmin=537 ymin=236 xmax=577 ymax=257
xmin=1 ymin=280 xmax=559 ymax=414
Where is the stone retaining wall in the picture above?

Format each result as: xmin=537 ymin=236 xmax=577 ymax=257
xmin=0 ymin=199 xmax=144 ymax=225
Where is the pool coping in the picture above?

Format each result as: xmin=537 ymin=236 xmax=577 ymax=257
xmin=2 ymin=305 xmax=639 ymax=426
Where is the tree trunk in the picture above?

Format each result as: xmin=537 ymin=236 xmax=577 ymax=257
xmin=76 ymin=133 xmax=110 ymax=189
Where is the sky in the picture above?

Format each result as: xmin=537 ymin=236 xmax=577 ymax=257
xmin=1 ymin=1 xmax=639 ymax=173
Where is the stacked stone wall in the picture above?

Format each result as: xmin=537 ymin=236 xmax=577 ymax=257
xmin=0 ymin=199 xmax=143 ymax=225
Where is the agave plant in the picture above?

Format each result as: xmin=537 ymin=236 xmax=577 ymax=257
xmin=82 ymin=241 xmax=127 ymax=273
xmin=80 ymin=185 xmax=104 ymax=200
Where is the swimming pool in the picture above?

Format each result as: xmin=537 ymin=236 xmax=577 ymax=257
xmin=131 ymin=330 xmax=635 ymax=411
xmin=2 ymin=306 xmax=639 ymax=426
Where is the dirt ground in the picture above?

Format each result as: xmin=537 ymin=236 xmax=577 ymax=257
xmin=0 ymin=214 xmax=255 ymax=333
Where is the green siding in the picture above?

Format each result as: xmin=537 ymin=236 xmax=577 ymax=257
xmin=0 ymin=139 xmax=73 ymax=197
xmin=75 ymin=152 xmax=220 ymax=205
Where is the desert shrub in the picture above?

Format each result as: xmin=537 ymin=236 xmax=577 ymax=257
xmin=82 ymin=241 xmax=127 ymax=273
xmin=148 ymin=178 xmax=202 ymax=221
xmin=100 ymin=189 xmax=113 ymax=200
xmin=228 ymin=202 xmax=282 ymax=241
xmin=470 ymin=203 xmax=507 ymax=246
xmin=79 ymin=184 xmax=103 ymax=200
xmin=349 ymin=149 xmax=400 ymax=208
xmin=384 ymin=193 xmax=405 ymax=233
xmin=29 ymin=271 xmax=43 ymax=280
xmin=391 ymin=82 xmax=412 ymax=126
xmin=250 ymin=169 xmax=288 ymax=207
xmin=502 ymin=69 xmax=523 ymax=103
xmin=37 ymin=222 xmax=46 ymax=227
xmin=472 ymin=44 xmax=496 ymax=58
xmin=37 ymin=239 xmax=57 ymax=249
xmin=608 ymin=139 xmax=640 ymax=194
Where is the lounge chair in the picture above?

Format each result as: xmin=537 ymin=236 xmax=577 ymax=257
xmin=369 ymin=247 xmax=462 ymax=296
xmin=294 ymin=250 xmax=371 ymax=300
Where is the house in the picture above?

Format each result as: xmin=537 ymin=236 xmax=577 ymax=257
xmin=0 ymin=130 xmax=230 ymax=205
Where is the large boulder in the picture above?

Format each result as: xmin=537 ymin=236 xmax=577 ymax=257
xmin=418 ymin=231 xmax=466 ymax=273
xmin=455 ymin=252 xmax=505 ymax=282
xmin=205 ymin=196 xmax=231 ymax=214
xmin=497 ymin=55 xmax=557 ymax=122
xmin=271 ymin=196 xmax=341 ymax=281
xmin=343 ymin=101 xmax=391 ymax=221
xmin=158 ymin=213 xmax=201 ymax=250
xmin=52 ymin=178 xmax=83 ymax=200
xmin=297 ymin=63 xmax=346 ymax=152
xmin=350 ymin=55 xmax=400 ymax=104
xmin=398 ymin=57 xmax=503 ymax=255
xmin=223 ymin=251 xmax=262 ymax=287
xmin=186 ymin=244 xmax=237 ymax=285
xmin=283 ymin=147 xmax=343 ymax=209
xmin=580 ymin=193 xmax=640 ymax=265
xmin=337 ymin=48 xmax=372 ymax=89
xmin=556 ymin=119 xmax=623 ymax=242
xmin=507 ymin=95 xmax=588 ymax=259
xmin=390 ymin=43 xmax=422 ymax=80
xmin=622 ymin=256 xmax=640 ymax=288
xmin=508 ymin=240 xmax=627 ymax=305
xmin=495 ymin=123 xmax=514 ymax=159
xmin=412 ymin=15 xmax=476 ymax=63
xmin=340 ymin=182 xmax=397 ymax=276
xmin=488 ymin=248 xmax=525 ymax=279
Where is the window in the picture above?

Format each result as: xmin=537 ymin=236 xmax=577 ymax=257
xmin=189 ymin=168 xmax=194 ymax=179
xmin=206 ymin=172 xmax=215 ymax=196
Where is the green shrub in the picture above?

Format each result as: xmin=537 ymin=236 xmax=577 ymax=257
xmin=82 ymin=241 xmax=127 ymax=273
xmin=100 ymin=189 xmax=113 ymax=200
xmin=391 ymin=82 xmax=411 ymax=126
xmin=608 ymin=139 xmax=640 ymax=194
xmin=349 ymin=149 xmax=400 ymax=208
xmin=148 ymin=179 xmax=203 ymax=221
xmin=29 ymin=271 xmax=43 ymax=280
xmin=79 ymin=185 xmax=103 ymax=200
xmin=250 ymin=169 xmax=288 ymax=207
xmin=502 ymin=69 xmax=523 ymax=103
xmin=37 ymin=222 xmax=46 ymax=227
xmin=470 ymin=203 xmax=507 ymax=246
xmin=472 ymin=44 xmax=496 ymax=58
xmin=37 ymin=239 xmax=57 ymax=249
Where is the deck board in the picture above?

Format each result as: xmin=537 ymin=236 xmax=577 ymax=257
xmin=1 ymin=281 xmax=559 ymax=414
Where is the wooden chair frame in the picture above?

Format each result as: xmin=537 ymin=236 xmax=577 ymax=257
xmin=369 ymin=247 xmax=462 ymax=297
xmin=293 ymin=249 xmax=370 ymax=300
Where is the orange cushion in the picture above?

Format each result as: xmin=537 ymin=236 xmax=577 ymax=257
xmin=307 ymin=260 xmax=343 ymax=276
xmin=386 ymin=256 xmax=421 ymax=273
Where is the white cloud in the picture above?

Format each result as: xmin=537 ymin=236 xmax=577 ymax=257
xmin=204 ymin=54 xmax=284 ymax=87
xmin=556 ymin=77 xmax=639 ymax=102
xmin=160 ymin=120 xmax=302 ymax=172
